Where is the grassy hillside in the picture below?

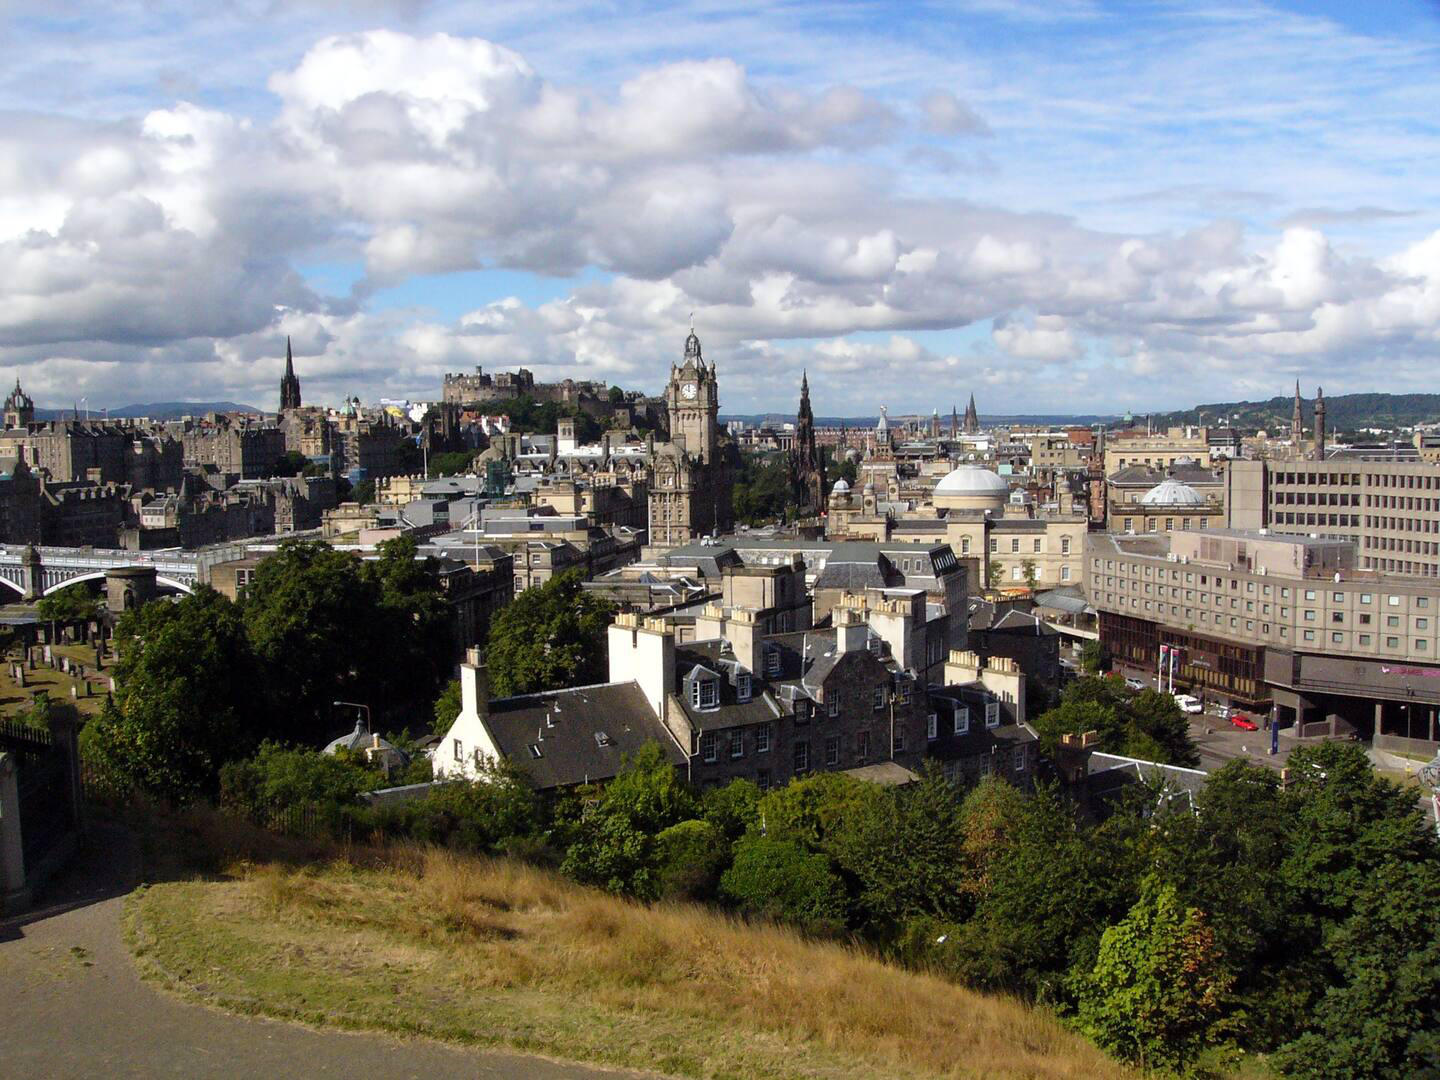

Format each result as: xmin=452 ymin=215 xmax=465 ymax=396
xmin=128 ymin=846 xmax=1134 ymax=1080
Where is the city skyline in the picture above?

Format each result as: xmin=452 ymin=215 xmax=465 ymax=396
xmin=2 ymin=2 xmax=1438 ymax=414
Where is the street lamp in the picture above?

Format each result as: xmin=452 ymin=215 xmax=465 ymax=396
xmin=333 ymin=699 xmax=371 ymax=732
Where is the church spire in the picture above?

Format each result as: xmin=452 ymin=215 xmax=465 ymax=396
xmin=279 ymin=335 xmax=302 ymax=412
xmin=1291 ymin=379 xmax=1303 ymax=449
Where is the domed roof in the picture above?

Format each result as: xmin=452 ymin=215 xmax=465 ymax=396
xmin=935 ymin=465 xmax=1009 ymax=496
xmin=1140 ymin=478 xmax=1206 ymax=507
xmin=831 ymin=477 xmax=851 ymax=494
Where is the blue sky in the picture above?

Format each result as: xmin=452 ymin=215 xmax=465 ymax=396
xmin=0 ymin=1 xmax=1438 ymax=415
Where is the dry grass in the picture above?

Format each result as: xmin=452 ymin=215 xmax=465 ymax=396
xmin=128 ymin=840 xmax=1135 ymax=1080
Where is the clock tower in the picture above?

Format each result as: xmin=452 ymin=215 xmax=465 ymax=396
xmin=649 ymin=327 xmax=732 ymax=546
xmin=665 ymin=329 xmax=719 ymax=466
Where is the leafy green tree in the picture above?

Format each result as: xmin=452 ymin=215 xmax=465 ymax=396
xmin=1274 ymin=859 xmax=1440 ymax=1079
xmin=561 ymin=805 xmax=657 ymax=898
xmin=434 ymin=679 xmax=462 ymax=730
xmin=732 ymin=453 xmax=794 ymax=525
xmin=219 ymin=742 xmax=379 ymax=811
xmin=428 ymin=450 xmax=476 ymax=477
xmin=268 ymin=450 xmax=308 ymax=477
xmin=719 ymin=835 xmax=849 ymax=935
xmin=753 ymin=770 xmax=880 ymax=849
xmin=485 ymin=569 xmax=615 ymax=697
xmin=1021 ymin=559 xmax=1038 ymax=590
xmin=350 ymin=477 xmax=375 ymax=504
xmin=1075 ymin=875 xmax=1234 ymax=1073
xmin=653 ymin=819 xmax=728 ymax=901
xmin=986 ymin=561 xmax=1004 ymax=589
xmin=608 ymin=385 xmax=625 ymax=405
xmin=240 ymin=540 xmax=383 ymax=743
xmin=1032 ymin=677 xmax=1197 ymax=766
xmin=36 ymin=583 xmax=100 ymax=638
xmin=701 ymin=778 xmax=761 ymax=841
xmin=84 ymin=586 xmax=259 ymax=802
xmin=1079 ymin=639 xmax=1106 ymax=674
xmin=370 ymin=758 xmax=542 ymax=854
xmin=600 ymin=741 xmax=697 ymax=833
xmin=825 ymin=764 xmax=970 ymax=932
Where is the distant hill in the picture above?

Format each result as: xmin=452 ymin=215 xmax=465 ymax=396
xmin=36 ymin=401 xmax=263 ymax=421
xmin=724 ymin=413 xmax=1118 ymax=429
xmin=1151 ymin=392 xmax=1440 ymax=433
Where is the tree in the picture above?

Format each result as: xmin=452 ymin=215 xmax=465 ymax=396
xmin=987 ymin=561 xmax=1004 ymax=589
xmin=1032 ymin=677 xmax=1198 ymax=766
xmin=607 ymin=385 xmax=625 ymax=405
xmin=428 ymin=450 xmax=475 ymax=477
xmin=1274 ymin=859 xmax=1440 ymax=1079
xmin=732 ymin=453 xmax=794 ymax=525
xmin=240 ymin=540 xmax=384 ymax=743
xmin=434 ymin=680 xmax=462 ymax=730
xmin=219 ymin=742 xmax=379 ymax=811
xmin=1079 ymin=639 xmax=1106 ymax=674
xmin=36 ymin=583 xmax=100 ymax=639
xmin=719 ymin=836 xmax=849 ymax=935
xmin=1075 ymin=875 xmax=1234 ymax=1073
xmin=825 ymin=764 xmax=971 ymax=933
xmin=350 ymin=478 xmax=375 ymax=505
xmin=84 ymin=586 xmax=259 ymax=802
xmin=485 ymin=569 xmax=614 ymax=697
xmin=1021 ymin=559 xmax=1038 ymax=590
xmin=653 ymin=819 xmax=728 ymax=901
xmin=269 ymin=450 xmax=308 ymax=477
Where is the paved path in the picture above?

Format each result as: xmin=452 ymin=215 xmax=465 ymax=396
xmin=0 ymin=826 xmax=650 ymax=1079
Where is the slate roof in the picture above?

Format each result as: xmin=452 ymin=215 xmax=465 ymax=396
xmin=1085 ymin=752 xmax=1209 ymax=813
xmin=485 ymin=681 xmax=683 ymax=789
xmin=673 ymin=639 xmax=788 ymax=732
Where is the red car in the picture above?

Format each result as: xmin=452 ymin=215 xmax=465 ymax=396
xmin=1228 ymin=713 xmax=1259 ymax=732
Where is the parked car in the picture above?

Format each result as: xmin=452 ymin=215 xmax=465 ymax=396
xmin=1173 ymin=693 xmax=1203 ymax=714
xmin=1124 ymin=677 xmax=1146 ymax=691
xmin=1212 ymin=704 xmax=1233 ymax=720
xmin=1228 ymin=712 xmax=1259 ymax=731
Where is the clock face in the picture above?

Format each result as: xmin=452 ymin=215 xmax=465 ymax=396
xmin=681 ymin=382 xmax=697 ymax=400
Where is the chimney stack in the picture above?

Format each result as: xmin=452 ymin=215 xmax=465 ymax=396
xmin=460 ymin=646 xmax=489 ymax=727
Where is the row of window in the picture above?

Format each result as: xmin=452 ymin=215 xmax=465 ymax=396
xmin=1119 ymin=517 xmax=1211 ymax=533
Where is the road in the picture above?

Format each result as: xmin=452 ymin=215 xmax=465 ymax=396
xmin=0 ymin=825 xmax=655 ymax=1080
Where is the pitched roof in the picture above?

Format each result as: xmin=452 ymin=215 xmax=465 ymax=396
xmin=485 ymin=681 xmax=683 ymax=788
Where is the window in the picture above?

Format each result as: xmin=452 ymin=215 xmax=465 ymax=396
xmin=990 ymin=538 xmax=997 ymax=553
xmin=827 ymin=695 xmax=839 ymax=718
xmin=793 ymin=741 xmax=809 ymax=773
xmin=795 ymin=700 xmax=810 ymax=724
xmin=1389 ymin=595 xmax=1401 ymax=606
xmin=1359 ymin=633 xmax=1372 ymax=645
xmin=1331 ymin=632 xmax=1343 ymax=644
xmin=756 ymin=723 xmax=772 ymax=753
xmin=690 ymin=678 xmax=719 ymax=709
xmin=961 ymin=536 xmax=971 ymax=554
xmin=1388 ymin=615 xmax=1401 ymax=628
xmin=873 ymin=687 xmax=885 ymax=710
xmin=1011 ymin=566 xmax=1023 ymax=581
xmin=700 ymin=732 xmax=717 ymax=762
xmin=1419 ymin=640 xmax=1429 ymax=651
xmin=1332 ymin=611 xmax=1345 ymax=623
xmin=1303 ymin=630 xmax=1315 ymax=641
xmin=736 ymin=673 xmax=752 ymax=702
xmin=1033 ymin=538 xmax=1042 ymax=553
xmin=1386 ymin=636 xmax=1401 ymax=648
xmin=730 ymin=731 xmax=744 ymax=759
xmin=1360 ymin=613 xmax=1372 ymax=625
xmin=765 ymin=647 xmax=781 ymax=676
xmin=1360 ymin=593 xmax=1372 ymax=604
xmin=1419 ymin=618 xmax=1430 ymax=631
xmin=1123 ymin=517 xmax=1134 ymax=532
xmin=453 ymin=738 xmax=463 ymax=762
xmin=893 ymin=729 xmax=906 ymax=753
xmin=926 ymin=713 xmax=938 ymax=740
xmin=825 ymin=736 xmax=839 ymax=766
xmin=1014 ymin=749 xmax=1027 ymax=773
xmin=756 ymin=769 xmax=771 ymax=791
xmin=1061 ymin=535 xmax=1071 ymax=555
xmin=856 ymin=731 xmax=870 ymax=761
xmin=954 ymin=707 xmax=970 ymax=735
xmin=985 ymin=701 xmax=1000 ymax=728
xmin=1011 ymin=538 xmax=1020 ymax=553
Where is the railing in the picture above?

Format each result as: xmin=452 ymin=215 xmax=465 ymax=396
xmin=0 ymin=719 xmax=52 ymax=754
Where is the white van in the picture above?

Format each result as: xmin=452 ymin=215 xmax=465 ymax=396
xmin=1172 ymin=694 xmax=1203 ymax=715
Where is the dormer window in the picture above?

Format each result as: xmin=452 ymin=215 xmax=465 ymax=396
xmin=765 ymin=647 xmax=781 ymax=676
xmin=736 ymin=673 xmax=752 ymax=703
xmin=690 ymin=678 xmax=719 ymax=710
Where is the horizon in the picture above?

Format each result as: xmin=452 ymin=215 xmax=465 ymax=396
xmin=3 ymin=3 xmax=1439 ymax=415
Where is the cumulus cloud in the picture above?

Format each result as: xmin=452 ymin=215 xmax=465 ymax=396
xmin=2 ymin=14 xmax=1438 ymax=415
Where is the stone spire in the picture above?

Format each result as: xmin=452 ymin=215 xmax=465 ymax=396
xmin=1290 ymin=379 xmax=1303 ymax=448
xmin=963 ymin=393 xmax=980 ymax=434
xmin=1314 ymin=386 xmax=1326 ymax=460
xmin=279 ymin=336 xmax=302 ymax=412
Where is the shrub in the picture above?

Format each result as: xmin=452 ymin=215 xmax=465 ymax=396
xmin=719 ymin=835 xmax=848 ymax=935
xmin=653 ymin=819 xmax=727 ymax=901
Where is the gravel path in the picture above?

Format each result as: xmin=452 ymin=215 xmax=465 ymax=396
xmin=0 ymin=825 xmax=652 ymax=1079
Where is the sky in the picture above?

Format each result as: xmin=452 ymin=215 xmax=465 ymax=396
xmin=1 ymin=1 xmax=1438 ymax=417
